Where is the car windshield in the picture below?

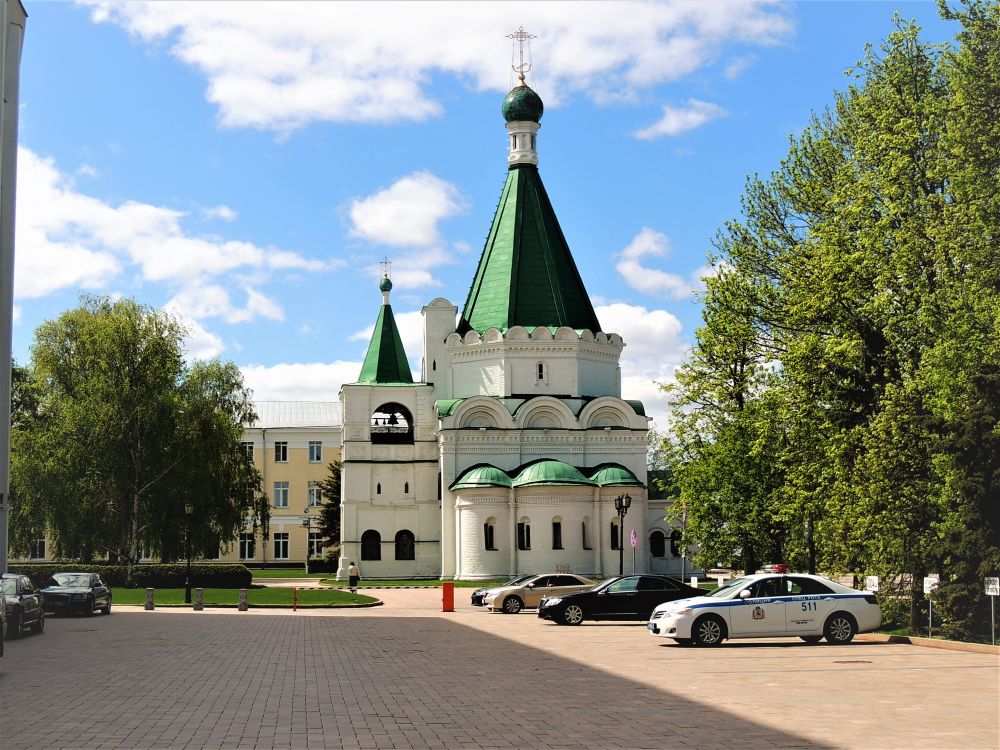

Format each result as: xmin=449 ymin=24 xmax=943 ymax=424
xmin=52 ymin=574 xmax=92 ymax=587
xmin=706 ymin=577 xmax=754 ymax=598
xmin=593 ymin=578 xmax=619 ymax=590
xmin=507 ymin=575 xmax=533 ymax=586
xmin=0 ymin=579 xmax=15 ymax=595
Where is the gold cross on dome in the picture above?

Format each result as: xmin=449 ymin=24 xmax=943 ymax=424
xmin=507 ymin=26 xmax=536 ymax=84
xmin=381 ymin=257 xmax=391 ymax=279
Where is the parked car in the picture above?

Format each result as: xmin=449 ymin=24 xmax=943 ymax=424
xmin=42 ymin=572 xmax=112 ymax=616
xmin=538 ymin=574 xmax=703 ymax=625
xmin=0 ymin=573 xmax=45 ymax=639
xmin=647 ymin=573 xmax=882 ymax=646
xmin=483 ymin=573 xmax=595 ymax=614
xmin=471 ymin=575 xmax=535 ymax=606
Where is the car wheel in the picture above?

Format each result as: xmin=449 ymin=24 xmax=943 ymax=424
xmin=824 ymin=613 xmax=856 ymax=644
xmin=692 ymin=614 xmax=726 ymax=646
xmin=31 ymin=612 xmax=44 ymax=634
xmin=502 ymin=596 xmax=523 ymax=614
xmin=86 ymin=596 xmax=96 ymax=616
xmin=102 ymin=601 xmax=111 ymax=615
xmin=561 ymin=604 xmax=584 ymax=626
xmin=800 ymin=635 xmax=823 ymax=644
xmin=7 ymin=610 xmax=21 ymax=639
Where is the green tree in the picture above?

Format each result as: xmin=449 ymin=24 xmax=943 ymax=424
xmin=11 ymin=296 xmax=266 ymax=563
xmin=315 ymin=460 xmax=342 ymax=559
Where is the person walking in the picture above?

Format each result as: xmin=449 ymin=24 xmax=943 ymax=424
xmin=348 ymin=562 xmax=361 ymax=593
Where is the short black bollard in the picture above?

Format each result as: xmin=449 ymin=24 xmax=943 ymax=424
xmin=238 ymin=589 xmax=248 ymax=611
xmin=193 ymin=587 xmax=204 ymax=611
xmin=144 ymin=588 xmax=155 ymax=611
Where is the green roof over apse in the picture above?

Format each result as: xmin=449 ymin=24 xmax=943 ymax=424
xmin=456 ymin=164 xmax=602 ymax=335
xmin=512 ymin=460 xmax=595 ymax=488
xmin=588 ymin=464 xmax=644 ymax=487
xmin=357 ymin=300 xmax=413 ymax=385
xmin=450 ymin=464 xmax=513 ymax=490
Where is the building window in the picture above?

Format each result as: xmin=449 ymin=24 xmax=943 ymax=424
xmin=307 ymin=481 xmax=323 ymax=507
xmin=611 ymin=521 xmax=620 ymax=550
xmin=274 ymin=442 xmax=288 ymax=462
xmin=395 ymin=529 xmax=415 ymax=560
xmin=376 ymin=483 xmax=381 ymax=495
xmin=273 ymin=533 xmax=289 ymax=559
xmin=361 ymin=530 xmax=381 ymax=560
xmin=239 ymin=533 xmax=256 ymax=560
xmin=404 ymin=482 xmax=409 ymax=494
xmin=432 ymin=359 xmax=436 ymax=371
xmin=552 ymin=520 xmax=563 ymax=550
xmin=517 ymin=521 xmax=531 ymax=551
xmin=650 ymin=530 xmax=666 ymax=558
xmin=202 ymin=545 xmax=220 ymax=560
xmin=308 ymin=532 xmax=323 ymax=559
xmin=308 ymin=441 xmax=322 ymax=463
xmin=241 ymin=441 xmax=254 ymax=459
xmin=536 ymin=362 xmax=545 ymax=381
xmin=582 ymin=518 xmax=592 ymax=550
xmin=484 ymin=519 xmax=496 ymax=551
xmin=274 ymin=481 xmax=289 ymax=508
xmin=30 ymin=538 xmax=46 ymax=559
xmin=669 ymin=529 xmax=683 ymax=557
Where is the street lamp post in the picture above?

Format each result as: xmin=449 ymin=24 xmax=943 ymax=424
xmin=301 ymin=506 xmax=312 ymax=575
xmin=184 ymin=502 xmax=193 ymax=604
xmin=614 ymin=494 xmax=632 ymax=576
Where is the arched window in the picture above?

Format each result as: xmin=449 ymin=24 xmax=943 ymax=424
xmin=376 ymin=483 xmax=381 ymax=495
xmin=536 ymin=362 xmax=545 ymax=381
xmin=517 ymin=518 xmax=531 ymax=550
xmin=582 ymin=516 xmax=592 ymax=550
xmin=404 ymin=482 xmax=409 ymax=494
xmin=670 ymin=529 xmax=683 ymax=557
xmin=551 ymin=517 xmax=563 ymax=550
xmin=370 ymin=403 xmax=414 ymax=445
xmin=395 ymin=530 xmax=415 ymax=560
xmin=610 ymin=521 xmax=621 ymax=550
xmin=432 ymin=359 xmax=436 ymax=371
xmin=361 ymin=530 xmax=381 ymax=560
xmin=649 ymin=530 xmax=666 ymax=558
xmin=484 ymin=517 xmax=496 ymax=551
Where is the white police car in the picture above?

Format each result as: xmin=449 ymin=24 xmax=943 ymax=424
xmin=647 ymin=573 xmax=881 ymax=646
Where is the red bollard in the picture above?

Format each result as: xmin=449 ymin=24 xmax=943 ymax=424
xmin=442 ymin=581 xmax=455 ymax=612
xmin=293 ymin=587 xmax=298 ymax=611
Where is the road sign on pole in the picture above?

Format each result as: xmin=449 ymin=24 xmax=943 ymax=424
xmin=865 ymin=575 xmax=879 ymax=592
xmin=924 ymin=576 xmax=939 ymax=637
xmin=986 ymin=577 xmax=998 ymax=646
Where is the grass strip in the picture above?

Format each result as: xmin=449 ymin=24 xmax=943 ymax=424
xmin=112 ymin=587 xmax=377 ymax=607
xmin=319 ymin=578 xmax=513 ymax=588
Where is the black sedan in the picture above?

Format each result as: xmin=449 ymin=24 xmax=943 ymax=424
xmin=538 ymin=574 xmax=703 ymax=625
xmin=471 ymin=574 xmax=535 ymax=606
xmin=0 ymin=573 xmax=45 ymax=638
xmin=42 ymin=572 xmax=112 ymax=616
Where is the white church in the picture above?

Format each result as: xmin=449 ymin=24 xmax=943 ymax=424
xmin=332 ymin=75 xmax=683 ymax=581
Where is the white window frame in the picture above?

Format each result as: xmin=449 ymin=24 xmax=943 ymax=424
xmin=274 ymin=481 xmax=289 ymax=508
xmin=239 ymin=533 xmax=256 ymax=560
xmin=308 ymin=441 xmax=322 ymax=463
xmin=307 ymin=481 xmax=323 ymax=507
xmin=308 ymin=532 xmax=323 ymax=559
xmin=274 ymin=442 xmax=288 ymax=462
xmin=273 ymin=533 xmax=289 ymax=560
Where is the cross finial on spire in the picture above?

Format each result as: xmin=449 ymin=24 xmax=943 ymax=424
xmin=507 ymin=26 xmax=536 ymax=85
xmin=381 ymin=257 xmax=391 ymax=279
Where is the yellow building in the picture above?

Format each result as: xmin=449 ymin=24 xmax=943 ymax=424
xmin=229 ymin=401 xmax=342 ymax=567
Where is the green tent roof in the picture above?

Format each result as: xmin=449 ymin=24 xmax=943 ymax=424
xmin=457 ymin=164 xmax=602 ymax=335
xmin=450 ymin=464 xmax=513 ymax=490
xmin=588 ymin=464 xmax=644 ymax=487
xmin=357 ymin=302 xmax=413 ymax=385
xmin=512 ymin=460 xmax=595 ymax=487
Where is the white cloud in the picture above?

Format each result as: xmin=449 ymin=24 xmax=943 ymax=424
xmin=177 ymin=314 xmax=225 ymax=360
xmin=724 ymin=54 xmax=755 ymax=79
xmin=83 ymin=1 xmax=792 ymax=133
xmin=15 ymin=146 xmax=336 ymax=305
xmin=76 ymin=164 xmax=99 ymax=178
xmin=633 ymin=99 xmax=727 ymax=140
xmin=615 ymin=227 xmax=703 ymax=299
xmin=202 ymin=204 xmax=238 ymax=221
xmin=596 ymin=302 xmax=688 ymax=427
xmin=241 ymin=361 xmax=362 ymax=401
xmin=348 ymin=172 xmax=464 ymax=249
xmin=166 ymin=282 xmax=284 ymax=324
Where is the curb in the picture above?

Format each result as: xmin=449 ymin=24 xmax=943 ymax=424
xmin=857 ymin=632 xmax=998 ymax=655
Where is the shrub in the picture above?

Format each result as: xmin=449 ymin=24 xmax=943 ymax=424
xmin=9 ymin=563 xmax=252 ymax=589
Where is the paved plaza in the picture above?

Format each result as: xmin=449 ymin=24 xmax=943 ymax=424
xmin=0 ymin=588 xmax=996 ymax=750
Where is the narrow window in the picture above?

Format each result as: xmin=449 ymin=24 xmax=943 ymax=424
xmin=650 ymin=530 xmax=666 ymax=558
xmin=273 ymin=533 xmax=289 ymax=559
xmin=241 ymin=441 xmax=254 ymax=459
xmin=395 ymin=530 xmax=415 ymax=560
xmin=484 ymin=520 xmax=496 ymax=551
xmin=376 ymin=482 xmax=382 ymax=495
xmin=530 ymin=133 xmax=536 ymax=149
xmin=517 ymin=521 xmax=531 ymax=551
xmin=669 ymin=529 xmax=682 ymax=557
xmin=582 ymin=519 xmax=592 ymax=550
xmin=610 ymin=521 xmax=620 ymax=550
xmin=552 ymin=521 xmax=563 ymax=550
xmin=30 ymin=538 xmax=46 ymax=559
xmin=308 ymin=441 xmax=322 ymax=463
xmin=404 ymin=482 xmax=409 ymax=494
xmin=432 ymin=359 xmax=437 ymax=371
xmin=273 ymin=481 xmax=289 ymax=508
xmin=537 ymin=362 xmax=545 ymax=381
xmin=274 ymin=442 xmax=288 ymax=462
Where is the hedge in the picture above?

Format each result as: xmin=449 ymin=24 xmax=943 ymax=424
xmin=8 ymin=563 xmax=253 ymax=589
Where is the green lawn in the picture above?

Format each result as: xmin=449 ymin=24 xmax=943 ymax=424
xmin=319 ymin=578 xmax=510 ymax=588
xmin=250 ymin=568 xmax=329 ymax=579
xmin=113 ymin=587 xmax=377 ymax=607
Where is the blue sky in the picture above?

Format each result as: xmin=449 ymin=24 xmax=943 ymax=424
xmin=13 ymin=1 xmax=957 ymax=424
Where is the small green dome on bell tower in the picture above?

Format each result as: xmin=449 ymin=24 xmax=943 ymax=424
xmin=502 ymin=83 xmax=543 ymax=123
xmin=379 ymin=276 xmax=393 ymax=293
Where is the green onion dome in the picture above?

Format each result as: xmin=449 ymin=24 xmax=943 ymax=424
xmin=379 ymin=276 xmax=393 ymax=292
xmin=502 ymin=83 xmax=544 ymax=123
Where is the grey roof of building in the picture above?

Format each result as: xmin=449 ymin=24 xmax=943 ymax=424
xmin=248 ymin=401 xmax=342 ymax=429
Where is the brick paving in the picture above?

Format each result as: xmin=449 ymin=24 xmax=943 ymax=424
xmin=0 ymin=589 xmax=996 ymax=750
